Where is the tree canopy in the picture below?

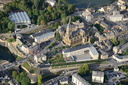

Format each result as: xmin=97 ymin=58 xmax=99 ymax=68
xmin=16 ymin=72 xmax=30 ymax=85
xmin=12 ymin=71 xmax=18 ymax=79
xmin=111 ymin=38 xmax=119 ymax=46
xmin=38 ymin=75 xmax=43 ymax=85
xmin=78 ymin=64 xmax=90 ymax=76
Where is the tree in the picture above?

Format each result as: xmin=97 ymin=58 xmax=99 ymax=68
xmin=38 ymin=75 xmax=43 ymax=85
xmin=61 ymin=13 xmax=66 ymax=19
xmin=12 ymin=71 xmax=18 ymax=79
xmin=55 ymin=32 xmax=61 ymax=41
xmin=78 ymin=64 xmax=89 ymax=76
xmin=40 ymin=20 xmax=46 ymax=25
xmin=33 ymin=0 xmax=39 ymax=8
xmin=54 ymin=22 xmax=59 ymax=29
xmin=90 ymin=37 xmax=96 ymax=44
xmin=47 ymin=5 xmax=52 ymax=12
xmin=16 ymin=72 xmax=30 ymax=85
xmin=111 ymin=38 xmax=119 ymax=46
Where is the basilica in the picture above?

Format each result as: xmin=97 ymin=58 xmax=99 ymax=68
xmin=62 ymin=18 xmax=87 ymax=46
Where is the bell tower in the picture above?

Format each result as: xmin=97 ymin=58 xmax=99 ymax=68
xmin=66 ymin=17 xmax=72 ymax=37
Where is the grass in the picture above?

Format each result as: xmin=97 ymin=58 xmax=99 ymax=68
xmin=48 ymin=54 xmax=65 ymax=64
xmin=22 ymin=62 xmax=39 ymax=74
xmin=51 ymin=59 xmax=106 ymax=67
xmin=16 ymin=56 xmax=23 ymax=61
xmin=7 ymin=38 xmax=15 ymax=43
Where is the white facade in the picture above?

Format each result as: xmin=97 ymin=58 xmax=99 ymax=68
xmin=45 ymin=0 xmax=56 ymax=6
xmin=72 ymin=73 xmax=90 ymax=85
xmin=62 ymin=45 xmax=99 ymax=60
xmin=92 ymin=71 xmax=104 ymax=83
xmin=35 ymin=32 xmax=54 ymax=43
xmin=113 ymin=54 xmax=128 ymax=63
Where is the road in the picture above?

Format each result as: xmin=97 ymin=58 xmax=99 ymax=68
xmin=0 ymin=56 xmax=28 ymax=71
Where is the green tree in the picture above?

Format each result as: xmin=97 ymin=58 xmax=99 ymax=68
xmin=90 ymin=37 xmax=96 ymax=44
xmin=111 ymin=38 xmax=119 ymax=46
xmin=12 ymin=71 xmax=18 ymax=79
xmin=61 ymin=13 xmax=66 ymax=19
xmin=47 ymin=5 xmax=52 ymax=12
xmin=55 ymin=32 xmax=61 ymax=41
xmin=16 ymin=75 xmax=20 ymax=82
xmin=78 ymin=64 xmax=89 ymax=76
xmin=54 ymin=22 xmax=59 ymax=29
xmin=16 ymin=72 xmax=30 ymax=85
xmin=33 ymin=0 xmax=39 ymax=8
xmin=38 ymin=75 xmax=42 ymax=85
xmin=40 ymin=20 xmax=46 ymax=25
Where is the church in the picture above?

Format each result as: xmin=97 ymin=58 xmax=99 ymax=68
xmin=62 ymin=18 xmax=87 ymax=46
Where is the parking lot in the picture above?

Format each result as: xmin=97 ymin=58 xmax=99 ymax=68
xmin=105 ymin=70 xmax=127 ymax=85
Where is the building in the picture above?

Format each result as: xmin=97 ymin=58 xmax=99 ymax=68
xmin=100 ymin=21 xmax=110 ymax=29
xmin=119 ymin=42 xmax=128 ymax=53
xmin=92 ymin=71 xmax=104 ymax=83
xmin=62 ymin=44 xmax=99 ymax=62
xmin=82 ymin=9 xmax=94 ymax=22
xmin=72 ymin=73 xmax=91 ymax=85
xmin=57 ymin=21 xmax=85 ymax=37
xmin=113 ymin=54 xmax=128 ymax=63
xmin=34 ymin=53 xmax=47 ymax=64
xmin=45 ymin=0 xmax=56 ymax=6
xmin=16 ymin=34 xmax=40 ymax=54
xmin=62 ymin=18 xmax=87 ymax=46
xmin=113 ymin=46 xmax=119 ymax=54
xmin=107 ymin=11 xmax=124 ymax=22
xmin=30 ymin=29 xmax=54 ymax=43
xmin=98 ymin=49 xmax=109 ymax=59
xmin=59 ymin=76 xmax=68 ymax=85
xmin=9 ymin=12 xmax=31 ymax=25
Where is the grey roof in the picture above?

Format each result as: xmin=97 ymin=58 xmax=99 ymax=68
xmin=35 ymin=32 xmax=54 ymax=40
xmin=9 ymin=12 xmax=31 ymax=24
xmin=63 ymin=44 xmax=98 ymax=56
xmin=72 ymin=73 xmax=91 ymax=85
xmin=31 ymin=29 xmax=52 ymax=38
xmin=92 ymin=71 xmax=104 ymax=77
xmin=74 ymin=54 xmax=92 ymax=62
xmin=59 ymin=76 xmax=68 ymax=82
xmin=63 ymin=45 xmax=91 ymax=53
xmin=71 ymin=28 xmax=80 ymax=36
xmin=100 ymin=21 xmax=109 ymax=29
xmin=120 ymin=42 xmax=128 ymax=51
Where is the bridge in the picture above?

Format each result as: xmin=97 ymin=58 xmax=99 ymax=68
xmin=0 ymin=57 xmax=28 ymax=71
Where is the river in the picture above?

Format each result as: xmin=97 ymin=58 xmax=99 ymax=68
xmin=0 ymin=45 xmax=15 ymax=62
xmin=66 ymin=0 xmax=112 ymax=8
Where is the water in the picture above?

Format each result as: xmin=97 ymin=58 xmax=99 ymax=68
xmin=66 ymin=0 xmax=111 ymax=8
xmin=0 ymin=45 xmax=15 ymax=62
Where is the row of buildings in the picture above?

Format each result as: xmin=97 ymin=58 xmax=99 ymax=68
xmin=44 ymin=71 xmax=104 ymax=85
xmin=16 ymin=29 xmax=55 ymax=55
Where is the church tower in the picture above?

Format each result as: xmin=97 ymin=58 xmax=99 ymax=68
xmin=66 ymin=17 xmax=72 ymax=37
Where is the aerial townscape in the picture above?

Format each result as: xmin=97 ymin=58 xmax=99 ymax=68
xmin=0 ymin=0 xmax=128 ymax=85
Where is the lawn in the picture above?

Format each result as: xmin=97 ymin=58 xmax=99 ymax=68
xmin=16 ymin=56 xmax=23 ymax=61
xmin=48 ymin=54 xmax=65 ymax=64
xmin=22 ymin=62 xmax=39 ymax=74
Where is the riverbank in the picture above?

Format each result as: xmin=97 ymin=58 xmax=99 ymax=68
xmin=66 ymin=0 xmax=117 ymax=8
